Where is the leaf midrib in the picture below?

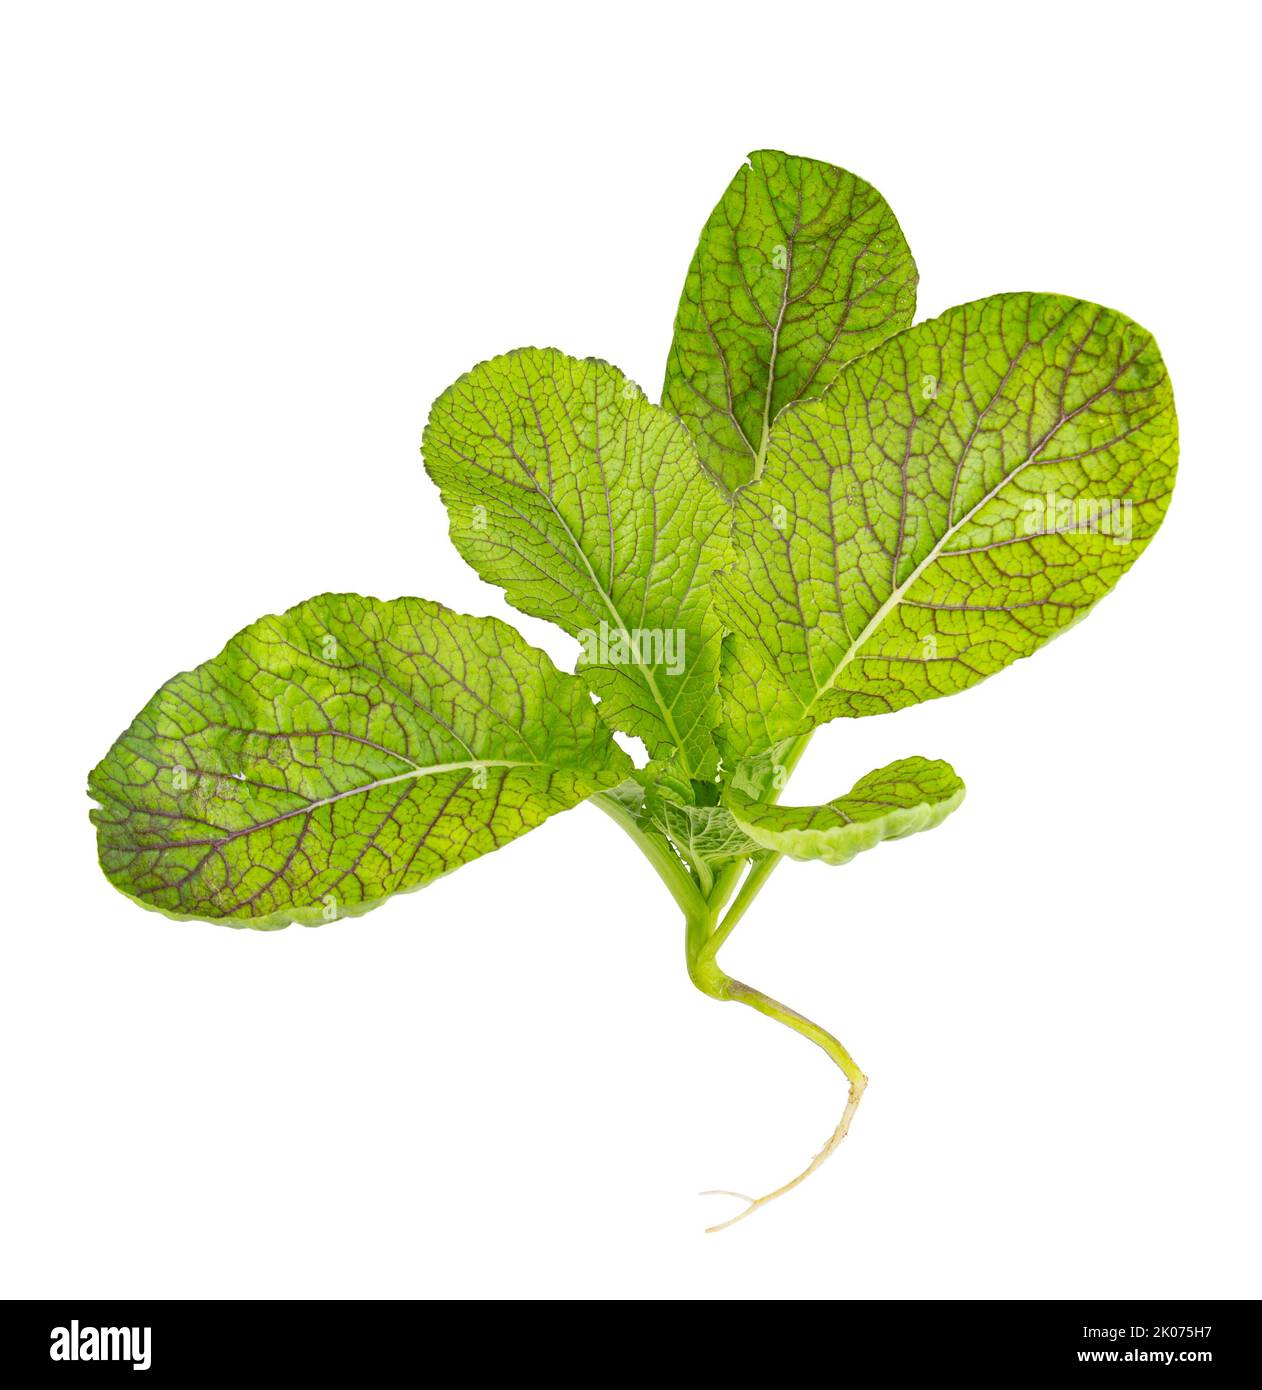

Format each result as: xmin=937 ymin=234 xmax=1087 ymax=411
xmin=801 ymin=347 xmax=1143 ymax=719
xmin=138 ymin=759 xmax=537 ymax=850
xmin=466 ymin=374 xmax=704 ymax=775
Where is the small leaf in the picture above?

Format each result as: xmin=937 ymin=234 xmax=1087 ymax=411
xmin=652 ymin=803 xmax=758 ymax=879
xmin=88 ymin=594 xmax=631 ymax=928
xmin=730 ymin=757 xmax=964 ymax=866
xmin=718 ymin=293 xmax=1178 ymax=758
xmin=663 ymin=149 xmax=917 ymax=493
xmin=614 ymin=757 xmax=752 ymax=892
xmin=599 ymin=757 xmax=696 ymax=829
xmin=423 ymin=348 xmax=729 ymax=779
xmin=639 ymin=754 xmax=718 ymax=809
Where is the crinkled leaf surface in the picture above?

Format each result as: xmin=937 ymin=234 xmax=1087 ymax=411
xmin=423 ymin=348 xmax=728 ymax=779
xmin=89 ymin=594 xmax=631 ymax=928
xmin=603 ymin=757 xmax=752 ymax=890
xmin=652 ymin=803 xmax=758 ymax=889
xmin=663 ymin=149 xmax=917 ymax=493
xmin=718 ymin=293 xmax=1178 ymax=758
xmin=730 ymin=757 xmax=964 ymax=866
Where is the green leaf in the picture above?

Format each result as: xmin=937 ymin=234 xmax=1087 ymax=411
xmin=652 ymin=803 xmax=758 ymax=891
xmin=598 ymin=757 xmax=696 ymax=831
xmin=724 ymin=736 xmax=800 ymax=802
xmin=601 ymin=756 xmax=753 ymax=893
xmin=599 ymin=775 xmax=653 ymax=826
xmin=717 ymin=293 xmax=1179 ymax=758
xmin=88 ymin=594 xmax=631 ymax=929
xmin=423 ymin=348 xmax=729 ymax=779
xmin=729 ymin=757 xmax=964 ymax=866
xmin=663 ymin=149 xmax=917 ymax=494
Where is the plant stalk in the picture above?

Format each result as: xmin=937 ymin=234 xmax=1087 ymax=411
xmin=686 ymin=913 xmax=867 ymax=1230
xmin=591 ymin=791 xmax=705 ymax=919
xmin=596 ymin=729 xmax=866 ymax=1229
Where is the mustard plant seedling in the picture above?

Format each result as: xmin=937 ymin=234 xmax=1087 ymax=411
xmin=89 ymin=152 xmax=1178 ymax=1229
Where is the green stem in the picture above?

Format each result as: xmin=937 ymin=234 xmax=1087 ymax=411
xmin=590 ymin=792 xmax=705 ymax=920
xmin=686 ymin=728 xmax=868 ymax=1231
xmin=705 ymin=850 xmax=781 ymax=958
xmin=704 ymin=859 xmax=745 ymax=921
xmin=700 ymin=726 xmax=816 ymax=942
xmin=688 ymin=934 xmax=867 ymax=1232
xmin=690 ymin=956 xmax=864 ymax=1094
xmin=593 ymin=731 xmax=864 ymax=1231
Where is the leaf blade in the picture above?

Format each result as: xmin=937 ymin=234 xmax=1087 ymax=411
xmin=89 ymin=593 xmax=631 ymax=928
xmin=718 ymin=293 xmax=1179 ymax=757
xmin=654 ymin=802 xmax=756 ymax=869
xmin=730 ymin=757 xmax=964 ymax=866
xmin=663 ymin=149 xmax=918 ymax=492
xmin=423 ymin=348 xmax=729 ymax=777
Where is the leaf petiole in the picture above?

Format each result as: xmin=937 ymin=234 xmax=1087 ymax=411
xmin=590 ymin=791 xmax=706 ymax=920
xmin=697 ymin=727 xmax=815 ymax=944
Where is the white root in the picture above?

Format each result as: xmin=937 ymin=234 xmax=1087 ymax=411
xmin=700 ymin=1073 xmax=867 ymax=1233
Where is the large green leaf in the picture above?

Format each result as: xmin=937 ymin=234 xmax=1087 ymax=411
xmin=730 ymin=757 xmax=964 ymax=866
xmin=88 ymin=594 xmax=631 ymax=929
xmin=423 ymin=348 xmax=729 ymax=779
xmin=662 ymin=149 xmax=917 ymax=494
xmin=717 ymin=293 xmax=1179 ymax=758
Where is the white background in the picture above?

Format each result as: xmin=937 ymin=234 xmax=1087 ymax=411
xmin=2 ymin=1 xmax=1258 ymax=1301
